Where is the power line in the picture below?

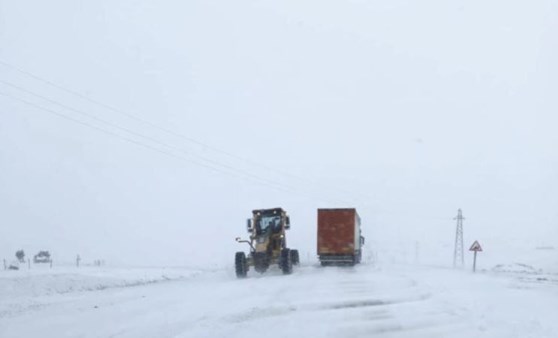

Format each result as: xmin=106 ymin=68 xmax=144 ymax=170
xmin=0 ymin=90 xmax=351 ymax=204
xmin=0 ymin=91 xmax=293 ymax=195
xmin=0 ymin=79 xmax=305 ymax=194
xmin=0 ymin=59 xmax=368 ymax=203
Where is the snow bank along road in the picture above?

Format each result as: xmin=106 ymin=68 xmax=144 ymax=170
xmin=1 ymin=263 xmax=557 ymax=338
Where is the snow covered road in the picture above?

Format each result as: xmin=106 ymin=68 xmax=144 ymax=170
xmin=1 ymin=264 xmax=557 ymax=338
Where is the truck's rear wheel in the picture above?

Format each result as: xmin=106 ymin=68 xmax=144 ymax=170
xmin=235 ymin=252 xmax=248 ymax=278
xmin=280 ymin=249 xmax=293 ymax=274
xmin=290 ymin=249 xmax=300 ymax=265
xmin=356 ymin=251 xmax=362 ymax=264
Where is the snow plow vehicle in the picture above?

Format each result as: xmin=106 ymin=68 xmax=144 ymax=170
xmin=235 ymin=208 xmax=299 ymax=278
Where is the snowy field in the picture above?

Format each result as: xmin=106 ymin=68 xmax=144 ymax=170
xmin=0 ymin=265 xmax=203 ymax=321
xmin=1 ymin=254 xmax=557 ymax=338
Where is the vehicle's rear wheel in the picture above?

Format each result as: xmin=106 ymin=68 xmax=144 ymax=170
xmin=290 ymin=249 xmax=300 ymax=265
xmin=356 ymin=251 xmax=362 ymax=264
xmin=235 ymin=252 xmax=248 ymax=278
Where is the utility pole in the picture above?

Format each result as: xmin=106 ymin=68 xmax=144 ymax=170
xmin=453 ymin=209 xmax=465 ymax=268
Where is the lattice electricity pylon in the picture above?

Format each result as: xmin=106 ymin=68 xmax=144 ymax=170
xmin=453 ymin=209 xmax=465 ymax=268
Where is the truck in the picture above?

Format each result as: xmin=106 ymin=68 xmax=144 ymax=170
xmin=317 ymin=208 xmax=364 ymax=266
xmin=234 ymin=207 xmax=299 ymax=278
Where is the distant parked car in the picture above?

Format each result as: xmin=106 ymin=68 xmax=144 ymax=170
xmin=34 ymin=251 xmax=52 ymax=263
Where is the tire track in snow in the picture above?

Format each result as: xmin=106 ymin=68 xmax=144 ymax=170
xmin=216 ymin=264 xmax=463 ymax=338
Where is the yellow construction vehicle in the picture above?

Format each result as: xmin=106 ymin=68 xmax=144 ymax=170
xmin=235 ymin=207 xmax=299 ymax=278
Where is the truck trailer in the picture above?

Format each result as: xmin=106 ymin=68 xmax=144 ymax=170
xmin=317 ymin=208 xmax=364 ymax=266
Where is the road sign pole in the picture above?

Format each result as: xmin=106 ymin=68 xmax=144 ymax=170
xmin=473 ymin=251 xmax=477 ymax=273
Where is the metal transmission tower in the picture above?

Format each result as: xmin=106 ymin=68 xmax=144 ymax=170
xmin=453 ymin=209 xmax=465 ymax=268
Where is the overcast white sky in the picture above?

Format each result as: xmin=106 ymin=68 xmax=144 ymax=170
xmin=1 ymin=0 xmax=557 ymax=267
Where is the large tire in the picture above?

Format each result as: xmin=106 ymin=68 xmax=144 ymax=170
xmin=280 ymin=249 xmax=293 ymax=275
xmin=290 ymin=249 xmax=300 ymax=266
xmin=235 ymin=252 xmax=248 ymax=278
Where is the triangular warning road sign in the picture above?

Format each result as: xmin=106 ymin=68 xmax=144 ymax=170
xmin=469 ymin=240 xmax=483 ymax=252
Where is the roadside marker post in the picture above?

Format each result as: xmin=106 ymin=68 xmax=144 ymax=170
xmin=469 ymin=240 xmax=483 ymax=272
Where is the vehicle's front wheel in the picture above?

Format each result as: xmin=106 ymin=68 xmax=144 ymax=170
xmin=280 ymin=249 xmax=293 ymax=274
xmin=235 ymin=252 xmax=248 ymax=278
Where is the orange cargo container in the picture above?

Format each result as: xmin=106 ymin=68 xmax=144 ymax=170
xmin=317 ymin=208 xmax=364 ymax=266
